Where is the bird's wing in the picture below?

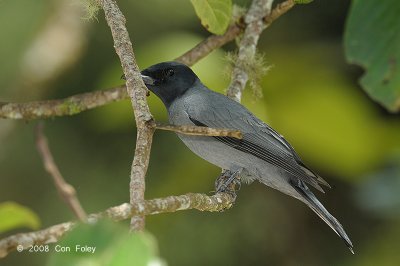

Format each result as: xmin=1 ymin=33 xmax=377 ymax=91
xmin=245 ymin=112 xmax=331 ymax=189
xmin=184 ymin=98 xmax=329 ymax=192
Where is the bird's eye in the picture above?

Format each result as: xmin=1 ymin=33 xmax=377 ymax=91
xmin=166 ymin=68 xmax=174 ymax=77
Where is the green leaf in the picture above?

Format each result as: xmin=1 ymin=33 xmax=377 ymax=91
xmin=344 ymin=0 xmax=400 ymax=112
xmin=190 ymin=0 xmax=232 ymax=35
xmin=47 ymin=220 xmax=165 ymax=266
xmin=0 ymin=202 xmax=40 ymax=233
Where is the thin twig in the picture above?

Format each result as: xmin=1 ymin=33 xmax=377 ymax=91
xmin=0 ymin=0 xmax=296 ymax=120
xmin=35 ymin=124 xmax=87 ymax=222
xmin=155 ymin=122 xmax=243 ymax=139
xmin=0 ymin=192 xmax=233 ymax=258
xmin=99 ymin=0 xmax=154 ymax=231
xmin=227 ymin=0 xmax=274 ymax=102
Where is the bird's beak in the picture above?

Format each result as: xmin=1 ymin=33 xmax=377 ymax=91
xmin=141 ymin=74 xmax=155 ymax=86
xmin=121 ymin=73 xmax=155 ymax=86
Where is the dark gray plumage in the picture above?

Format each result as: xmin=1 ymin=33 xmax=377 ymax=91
xmin=141 ymin=61 xmax=353 ymax=253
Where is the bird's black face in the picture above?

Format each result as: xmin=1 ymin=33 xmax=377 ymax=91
xmin=141 ymin=61 xmax=198 ymax=107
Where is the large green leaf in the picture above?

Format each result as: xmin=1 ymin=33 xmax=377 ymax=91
xmin=344 ymin=0 xmax=400 ymax=112
xmin=0 ymin=202 xmax=40 ymax=233
xmin=190 ymin=0 xmax=232 ymax=35
xmin=47 ymin=220 xmax=165 ymax=266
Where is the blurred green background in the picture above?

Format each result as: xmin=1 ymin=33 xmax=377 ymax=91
xmin=1 ymin=0 xmax=400 ymax=265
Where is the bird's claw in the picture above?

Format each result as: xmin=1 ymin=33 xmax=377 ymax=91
xmin=214 ymin=169 xmax=242 ymax=205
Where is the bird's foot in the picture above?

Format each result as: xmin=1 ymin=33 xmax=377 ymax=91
xmin=215 ymin=169 xmax=242 ymax=204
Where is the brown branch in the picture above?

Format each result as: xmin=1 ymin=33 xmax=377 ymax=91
xmin=0 ymin=192 xmax=233 ymax=258
xmin=98 ymin=0 xmax=154 ymax=231
xmin=0 ymin=0 xmax=295 ymax=121
xmin=175 ymin=24 xmax=243 ymax=66
xmin=264 ymin=0 xmax=295 ymax=25
xmin=0 ymin=86 xmax=127 ymax=120
xmin=175 ymin=0 xmax=295 ymax=66
xmin=155 ymin=122 xmax=243 ymax=139
xmin=35 ymin=124 xmax=87 ymax=222
xmin=227 ymin=0 xmax=274 ymax=102
xmin=0 ymin=222 xmax=74 ymax=259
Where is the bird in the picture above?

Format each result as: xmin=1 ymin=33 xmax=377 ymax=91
xmin=140 ymin=61 xmax=354 ymax=253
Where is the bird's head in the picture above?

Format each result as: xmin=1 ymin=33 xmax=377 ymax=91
xmin=141 ymin=61 xmax=198 ymax=107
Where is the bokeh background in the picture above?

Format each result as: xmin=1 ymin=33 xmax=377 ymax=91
xmin=1 ymin=0 xmax=400 ymax=265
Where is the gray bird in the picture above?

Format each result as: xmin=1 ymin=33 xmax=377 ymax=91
xmin=141 ymin=61 xmax=353 ymax=253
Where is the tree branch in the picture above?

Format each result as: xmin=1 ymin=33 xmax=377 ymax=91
xmin=227 ymin=0 xmax=274 ymax=102
xmin=98 ymin=0 xmax=155 ymax=231
xmin=155 ymin=122 xmax=243 ymax=139
xmin=0 ymin=86 xmax=127 ymax=120
xmin=264 ymin=0 xmax=295 ymax=25
xmin=176 ymin=0 xmax=296 ymax=66
xmin=0 ymin=0 xmax=295 ymax=120
xmin=175 ymin=24 xmax=243 ymax=66
xmin=36 ymin=124 xmax=87 ymax=222
xmin=0 ymin=192 xmax=233 ymax=258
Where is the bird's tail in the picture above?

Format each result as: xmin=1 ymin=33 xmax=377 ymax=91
xmin=291 ymin=180 xmax=354 ymax=254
